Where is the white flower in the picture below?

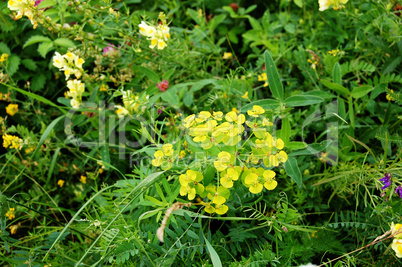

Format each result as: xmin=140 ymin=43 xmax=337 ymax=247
xmin=115 ymin=105 xmax=129 ymax=118
xmin=392 ymin=239 xmax=402 ymax=258
xmin=7 ymin=0 xmax=34 ymax=19
xmin=319 ymin=0 xmax=331 ymax=11
xmin=53 ymin=52 xmax=66 ymax=69
xmin=70 ymin=98 xmax=80 ymax=109
xmin=139 ymin=21 xmax=156 ymax=37
xmin=66 ymin=79 xmax=85 ymax=98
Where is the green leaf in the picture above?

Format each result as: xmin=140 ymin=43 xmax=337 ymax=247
xmin=248 ymin=17 xmax=262 ymax=30
xmin=348 ymin=97 xmax=355 ymax=129
xmin=131 ymin=66 xmax=159 ymax=83
xmin=1 ymin=82 xmax=67 ymax=114
xmin=38 ymin=42 xmax=54 ymax=58
xmin=6 ymin=55 xmax=20 ymax=76
xmin=333 ymin=62 xmax=342 ymax=85
xmin=294 ymin=0 xmax=303 ymax=7
xmin=264 ymin=50 xmax=284 ymax=102
xmin=208 ymin=14 xmax=226 ymax=33
xmin=284 ymin=157 xmax=302 ymax=188
xmin=183 ymin=91 xmax=193 ymax=107
xmin=190 ymin=79 xmax=216 ymax=92
xmin=162 ymin=68 xmax=175 ymax=81
xmin=31 ymin=74 xmax=46 ymax=92
xmin=280 ymin=117 xmax=290 ymax=145
xmin=161 ymin=88 xmax=178 ymax=105
xmin=100 ymin=145 xmax=110 ymax=169
xmin=30 ymin=115 xmax=66 ymax=159
xmin=203 ymin=233 xmax=223 ymax=267
xmin=321 ymin=80 xmax=350 ymax=98
xmin=287 ymin=141 xmax=307 ymax=150
xmin=240 ymin=99 xmax=280 ymax=112
xmin=284 ymin=95 xmax=323 ymax=107
xmin=37 ymin=0 xmax=57 ymax=9
xmin=288 ymin=140 xmax=332 ymax=156
xmin=0 ymin=42 xmax=11 ymax=54
xmin=351 ymin=85 xmax=374 ymax=99
xmin=53 ymin=38 xmax=76 ymax=48
xmin=23 ymin=35 xmax=52 ymax=48
xmin=22 ymin=58 xmax=38 ymax=71
xmin=284 ymin=23 xmax=295 ymax=34
xmin=262 ymin=10 xmax=270 ymax=31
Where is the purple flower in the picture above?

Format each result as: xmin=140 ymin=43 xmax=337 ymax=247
xmin=395 ymin=186 xmax=402 ymax=198
xmin=103 ymin=43 xmax=120 ymax=56
xmin=380 ymin=173 xmax=391 ymax=190
xmin=35 ymin=0 xmax=44 ymax=7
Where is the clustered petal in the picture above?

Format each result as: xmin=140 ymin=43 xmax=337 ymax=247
xmin=138 ymin=13 xmax=170 ymax=50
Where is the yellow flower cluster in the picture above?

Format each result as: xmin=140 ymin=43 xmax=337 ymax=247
xmin=6 ymin=207 xmax=16 ymax=220
xmin=7 ymin=0 xmax=39 ymax=29
xmin=319 ymin=0 xmax=348 ymax=11
xmin=138 ymin=12 xmax=170 ymax=50
xmin=151 ymin=144 xmax=177 ymax=170
xmin=53 ymin=52 xmax=86 ymax=108
xmin=184 ymin=110 xmax=245 ymax=149
xmin=391 ymin=223 xmax=402 ymax=257
xmin=6 ymin=103 xmax=18 ymax=116
xmin=3 ymin=133 xmax=23 ymax=150
xmin=0 ymin=53 xmax=9 ymax=63
xmin=115 ymin=91 xmax=149 ymax=118
xmin=150 ymin=106 xmax=288 ymax=215
xmin=328 ymin=49 xmax=340 ymax=56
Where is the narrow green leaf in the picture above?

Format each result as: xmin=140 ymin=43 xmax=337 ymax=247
xmin=190 ymin=79 xmax=216 ymax=92
xmin=46 ymin=147 xmax=61 ymax=185
xmin=264 ymin=50 xmax=284 ymax=102
xmin=288 ymin=140 xmax=332 ymax=156
xmin=132 ymin=65 xmax=159 ymax=83
xmin=348 ymin=97 xmax=355 ymax=129
xmin=321 ymin=80 xmax=350 ymax=98
xmin=203 ymin=232 xmax=223 ymax=267
xmin=31 ymin=115 xmax=65 ymax=159
xmin=351 ymin=85 xmax=374 ymax=99
xmin=240 ymin=99 xmax=280 ymax=112
xmin=294 ymin=0 xmax=303 ymax=7
xmin=287 ymin=141 xmax=307 ymax=150
xmin=280 ymin=117 xmax=290 ymax=145
xmin=333 ymin=62 xmax=342 ymax=85
xmin=1 ymin=83 xmax=67 ymax=114
xmin=284 ymin=95 xmax=323 ymax=107
xmin=284 ymin=157 xmax=302 ymax=188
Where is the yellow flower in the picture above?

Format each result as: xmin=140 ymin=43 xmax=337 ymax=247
xmin=6 ymin=207 xmax=16 ymax=220
xmin=179 ymin=170 xmax=204 ymax=200
xmin=179 ymin=150 xmax=186 ymax=159
xmin=9 ymin=224 xmax=19 ymax=235
xmin=203 ymin=185 xmax=230 ymax=214
xmin=7 ymin=0 xmax=38 ymax=28
xmin=57 ymin=179 xmax=65 ymax=187
xmin=241 ymin=91 xmax=249 ymax=99
xmin=244 ymin=168 xmax=277 ymax=194
xmin=52 ymin=52 xmax=84 ymax=80
xmin=2 ymin=134 xmax=23 ymax=150
xmin=220 ymin=168 xmax=240 ymax=188
xmin=258 ymin=73 xmax=269 ymax=87
xmin=138 ymin=17 xmax=170 ymax=50
xmin=0 ymin=53 xmax=9 ymax=62
xmin=386 ymin=89 xmax=395 ymax=101
xmin=222 ymin=52 xmax=233 ymax=59
xmin=247 ymin=105 xmax=265 ymax=117
xmin=80 ymin=175 xmax=87 ymax=184
xmin=213 ymin=151 xmax=234 ymax=172
xmin=6 ymin=103 xmax=18 ymax=116
xmin=100 ymin=84 xmax=108 ymax=92
xmin=151 ymin=144 xmax=176 ymax=170
xmin=392 ymin=239 xmax=402 ymax=258
xmin=391 ymin=222 xmax=402 ymax=239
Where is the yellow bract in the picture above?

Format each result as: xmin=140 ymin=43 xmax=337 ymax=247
xmin=179 ymin=170 xmax=204 ymax=200
xmin=151 ymin=144 xmax=177 ymax=170
xmin=247 ymin=105 xmax=265 ymax=117
xmin=244 ymin=168 xmax=277 ymax=194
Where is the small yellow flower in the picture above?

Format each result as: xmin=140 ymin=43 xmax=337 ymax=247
xmin=0 ymin=53 xmax=9 ymax=63
xmin=241 ymin=91 xmax=249 ymax=99
xmin=392 ymin=239 xmax=402 ymax=258
xmin=6 ymin=103 xmax=18 ymax=116
xmin=9 ymin=224 xmax=19 ymax=235
xmin=179 ymin=170 xmax=204 ymax=200
xmin=57 ymin=179 xmax=65 ymax=187
xmin=258 ymin=73 xmax=269 ymax=87
xmin=222 ymin=52 xmax=233 ymax=59
xmin=386 ymin=89 xmax=395 ymax=101
xmin=247 ymin=105 xmax=265 ymax=117
xmin=6 ymin=208 xmax=16 ymax=220
xmin=213 ymin=151 xmax=234 ymax=172
xmin=2 ymin=134 xmax=23 ymax=150
xmin=100 ymin=84 xmax=108 ymax=92
xmin=179 ymin=150 xmax=186 ymax=159
xmin=80 ymin=175 xmax=87 ymax=184
xmin=99 ymin=168 xmax=104 ymax=174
